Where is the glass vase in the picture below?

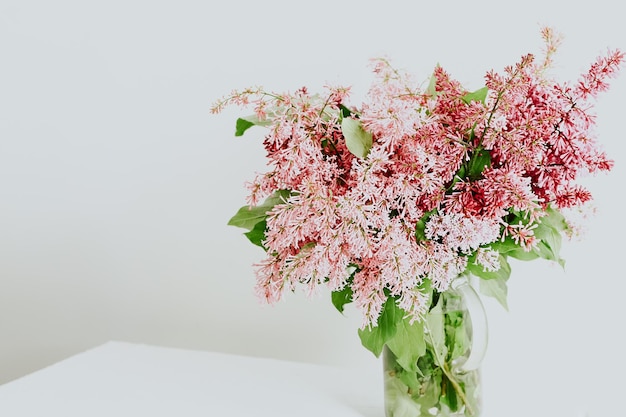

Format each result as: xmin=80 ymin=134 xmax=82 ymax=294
xmin=383 ymin=276 xmax=488 ymax=417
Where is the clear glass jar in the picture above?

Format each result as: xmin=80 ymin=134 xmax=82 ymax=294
xmin=383 ymin=276 xmax=488 ymax=417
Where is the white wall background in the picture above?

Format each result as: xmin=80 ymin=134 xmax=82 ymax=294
xmin=1 ymin=1 xmax=624 ymax=416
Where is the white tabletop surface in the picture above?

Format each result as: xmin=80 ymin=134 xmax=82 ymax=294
xmin=0 ymin=341 xmax=383 ymax=416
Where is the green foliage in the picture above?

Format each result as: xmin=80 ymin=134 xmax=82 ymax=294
xmin=425 ymin=300 xmax=447 ymax=364
xmin=415 ymin=209 xmax=436 ymax=242
xmin=479 ymin=274 xmax=510 ymax=311
xmin=386 ymin=319 xmax=426 ymax=372
xmin=235 ymin=115 xmax=272 ymax=137
xmin=465 ymin=147 xmax=492 ymax=180
xmin=384 ymin=374 xmax=423 ymax=417
xmin=235 ymin=117 xmax=255 ymax=137
xmin=228 ymin=190 xmax=293 ymax=251
xmin=358 ymin=298 xmax=402 ymax=357
xmin=532 ymin=207 xmax=568 ymax=267
xmin=540 ymin=205 xmax=569 ymax=232
xmin=243 ymin=220 xmax=266 ymax=248
xmin=491 ymin=238 xmax=540 ymax=261
xmin=331 ymin=285 xmax=353 ymax=314
xmin=446 ymin=310 xmax=469 ymax=359
xmin=469 ymin=205 xmax=571 ymax=309
xmin=468 ymin=251 xmax=511 ymax=310
xmin=426 ymin=72 xmax=438 ymax=97
xmin=384 ymin=289 xmax=480 ymax=416
xmin=341 ymin=117 xmax=373 ymax=158
xmin=339 ymin=104 xmax=353 ymax=118
xmin=467 ymin=253 xmax=511 ymax=282
xmin=441 ymin=374 xmax=459 ymax=411
xmin=461 ymin=86 xmax=489 ymax=104
xmin=228 ymin=190 xmax=292 ymax=231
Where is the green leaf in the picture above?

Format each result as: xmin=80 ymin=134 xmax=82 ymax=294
xmin=228 ymin=190 xmax=292 ymax=231
xmin=508 ymin=247 xmax=540 ymax=261
xmin=489 ymin=238 xmax=539 ymax=261
xmin=235 ymin=115 xmax=272 ymax=137
xmin=228 ymin=205 xmax=268 ymax=231
xmin=414 ymin=360 xmax=442 ymax=409
xmin=461 ymin=86 xmax=489 ymax=104
xmin=540 ymin=205 xmax=569 ymax=232
xmin=384 ymin=376 xmax=422 ymax=417
xmin=396 ymin=367 xmax=421 ymax=394
xmin=424 ymin=299 xmax=447 ymax=364
xmin=466 ymin=147 xmax=492 ymax=180
xmin=339 ymin=104 xmax=352 ymax=118
xmin=235 ymin=118 xmax=255 ymax=137
xmin=532 ymin=240 xmax=556 ymax=261
xmin=446 ymin=310 xmax=469 ymax=360
xmin=243 ymin=220 xmax=266 ymax=248
xmin=496 ymin=206 xmax=568 ymax=266
xmin=441 ymin=373 xmax=459 ymax=411
xmin=466 ymin=253 xmax=511 ymax=281
xmin=488 ymin=238 xmax=519 ymax=254
xmin=341 ymin=117 xmax=373 ymax=158
xmin=415 ymin=209 xmax=436 ymax=242
xmin=530 ymin=206 xmax=568 ymax=267
xmin=479 ymin=273 xmax=509 ymax=310
xmin=358 ymin=298 xmax=402 ymax=357
xmin=533 ymin=219 xmax=565 ymax=266
xmin=466 ymin=250 xmax=512 ymax=309
xmin=331 ymin=285 xmax=353 ymax=314
xmin=416 ymin=350 xmax=437 ymax=379
xmin=426 ymin=72 xmax=437 ymax=97
xmin=428 ymin=291 xmax=441 ymax=313
xmin=386 ymin=319 xmax=426 ymax=372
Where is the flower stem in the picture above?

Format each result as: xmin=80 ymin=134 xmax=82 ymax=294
xmin=442 ymin=362 xmax=474 ymax=416
xmin=423 ymin=321 xmax=475 ymax=416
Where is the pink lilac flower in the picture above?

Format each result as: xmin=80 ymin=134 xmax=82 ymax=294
xmin=502 ymin=221 xmax=538 ymax=252
xmin=474 ymin=248 xmax=501 ymax=272
xmin=575 ymin=50 xmax=624 ymax=99
xmin=214 ymin=29 xmax=623 ymax=329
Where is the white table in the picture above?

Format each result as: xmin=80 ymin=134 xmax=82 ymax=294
xmin=0 ymin=341 xmax=383 ymax=416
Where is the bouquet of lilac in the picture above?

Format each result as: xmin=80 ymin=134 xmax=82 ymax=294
xmin=212 ymin=28 xmax=622 ymax=416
